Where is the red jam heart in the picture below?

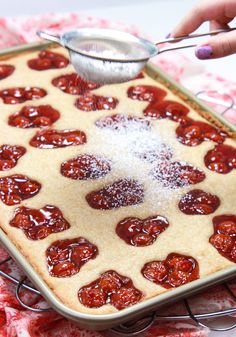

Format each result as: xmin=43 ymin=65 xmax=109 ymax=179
xmin=142 ymin=253 xmax=199 ymax=288
xmin=52 ymin=73 xmax=100 ymax=95
xmin=8 ymin=105 xmax=60 ymax=128
xmin=127 ymin=85 xmax=167 ymax=102
xmin=143 ymin=100 xmax=189 ymax=122
xmin=178 ymin=189 xmax=220 ymax=215
xmin=30 ymin=129 xmax=86 ymax=149
xmin=0 ymin=87 xmax=47 ymax=104
xmin=204 ymin=144 xmax=236 ymax=174
xmin=61 ymin=154 xmax=111 ymax=180
xmin=86 ymin=179 xmax=144 ymax=210
xmin=10 ymin=205 xmax=70 ymax=240
xmin=46 ymin=237 xmax=98 ymax=277
xmin=78 ymin=270 xmax=142 ymax=310
xmin=150 ymin=161 xmax=206 ymax=188
xmin=0 ymin=145 xmax=26 ymax=171
xmin=28 ymin=50 xmax=69 ymax=70
xmin=176 ymin=118 xmax=227 ymax=146
xmin=75 ymin=94 xmax=118 ymax=111
xmin=0 ymin=65 xmax=15 ymax=80
xmin=210 ymin=215 xmax=236 ymax=262
xmin=133 ymin=143 xmax=173 ymax=164
xmin=95 ymin=114 xmax=150 ymax=132
xmin=134 ymin=72 xmax=144 ymax=80
xmin=0 ymin=174 xmax=41 ymax=206
xmin=116 ymin=215 xmax=169 ymax=247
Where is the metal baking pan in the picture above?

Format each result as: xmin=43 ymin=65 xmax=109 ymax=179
xmin=0 ymin=41 xmax=236 ymax=331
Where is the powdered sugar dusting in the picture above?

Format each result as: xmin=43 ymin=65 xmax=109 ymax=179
xmin=90 ymin=115 xmax=193 ymax=211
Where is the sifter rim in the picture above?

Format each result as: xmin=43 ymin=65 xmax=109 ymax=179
xmin=61 ymin=28 xmax=158 ymax=63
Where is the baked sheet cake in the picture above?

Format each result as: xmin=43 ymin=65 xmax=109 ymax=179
xmin=0 ymin=46 xmax=235 ymax=314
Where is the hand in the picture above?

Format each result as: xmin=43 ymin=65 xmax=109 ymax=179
xmin=171 ymin=0 xmax=236 ymax=59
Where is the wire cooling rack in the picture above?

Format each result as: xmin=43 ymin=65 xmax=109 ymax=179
xmin=0 ymin=90 xmax=235 ymax=336
xmin=195 ymin=89 xmax=236 ymax=126
xmin=1 ymin=256 xmax=236 ymax=336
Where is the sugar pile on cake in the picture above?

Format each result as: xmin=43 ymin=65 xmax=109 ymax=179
xmin=89 ymin=114 xmax=192 ymax=211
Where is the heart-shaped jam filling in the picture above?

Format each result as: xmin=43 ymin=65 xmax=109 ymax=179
xmin=134 ymin=72 xmax=144 ymax=80
xmin=143 ymin=100 xmax=189 ymax=122
xmin=116 ymin=215 xmax=169 ymax=246
xmin=52 ymin=73 xmax=100 ymax=95
xmin=75 ymin=94 xmax=118 ymax=111
xmin=178 ymin=189 xmax=220 ymax=215
xmin=176 ymin=118 xmax=227 ymax=146
xmin=10 ymin=205 xmax=70 ymax=240
xmin=204 ymin=144 xmax=236 ymax=174
xmin=210 ymin=214 xmax=236 ymax=262
xmin=46 ymin=237 xmax=98 ymax=277
xmin=0 ymin=145 xmax=26 ymax=171
xmin=61 ymin=154 xmax=111 ymax=180
xmin=150 ymin=161 xmax=206 ymax=188
xmin=95 ymin=114 xmax=150 ymax=132
xmin=127 ymin=85 xmax=167 ymax=102
xmin=142 ymin=253 xmax=199 ymax=288
xmin=0 ymin=174 xmax=41 ymax=206
xmin=28 ymin=50 xmax=69 ymax=70
xmin=8 ymin=105 xmax=60 ymax=128
xmin=0 ymin=65 xmax=15 ymax=80
xmin=0 ymin=87 xmax=47 ymax=104
xmin=30 ymin=129 xmax=86 ymax=149
xmin=133 ymin=143 xmax=173 ymax=164
xmin=86 ymin=179 xmax=144 ymax=210
xmin=78 ymin=270 xmax=142 ymax=310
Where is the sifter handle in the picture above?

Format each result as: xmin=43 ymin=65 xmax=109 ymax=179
xmin=156 ymin=27 xmax=236 ymax=54
xmin=37 ymin=31 xmax=62 ymax=45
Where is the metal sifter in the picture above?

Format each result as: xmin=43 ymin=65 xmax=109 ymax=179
xmin=38 ymin=28 xmax=236 ymax=84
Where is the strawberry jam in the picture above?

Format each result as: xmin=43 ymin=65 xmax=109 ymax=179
xmin=127 ymin=85 xmax=167 ymax=102
xmin=10 ymin=205 xmax=70 ymax=240
xmin=142 ymin=253 xmax=199 ymax=288
xmin=61 ymin=154 xmax=111 ymax=180
xmin=78 ymin=270 xmax=142 ymax=310
xmin=28 ymin=50 xmax=69 ymax=70
xmin=116 ymin=215 xmax=169 ymax=247
xmin=204 ymin=144 xmax=236 ymax=174
xmin=75 ymin=94 xmax=118 ymax=111
xmin=150 ymin=161 xmax=206 ymax=188
xmin=95 ymin=114 xmax=150 ymax=132
xmin=0 ymin=174 xmax=41 ymax=206
xmin=0 ymin=145 xmax=26 ymax=171
xmin=144 ymin=100 xmax=189 ymax=122
xmin=46 ymin=237 xmax=98 ymax=277
xmin=52 ymin=73 xmax=100 ymax=95
xmin=178 ymin=189 xmax=220 ymax=215
xmin=8 ymin=105 xmax=60 ymax=128
xmin=133 ymin=144 xmax=173 ymax=164
xmin=86 ymin=179 xmax=144 ymax=210
xmin=0 ymin=87 xmax=47 ymax=104
xmin=0 ymin=65 xmax=15 ymax=80
xmin=210 ymin=215 xmax=236 ymax=262
xmin=176 ymin=119 xmax=227 ymax=146
xmin=30 ymin=129 xmax=86 ymax=149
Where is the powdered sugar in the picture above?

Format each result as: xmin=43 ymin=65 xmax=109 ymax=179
xmin=90 ymin=114 xmax=193 ymax=211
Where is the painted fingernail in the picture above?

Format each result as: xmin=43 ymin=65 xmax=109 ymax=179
xmin=165 ymin=33 xmax=171 ymax=39
xmin=195 ymin=45 xmax=213 ymax=59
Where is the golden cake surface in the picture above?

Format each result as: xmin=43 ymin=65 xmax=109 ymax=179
xmin=0 ymin=47 xmax=235 ymax=314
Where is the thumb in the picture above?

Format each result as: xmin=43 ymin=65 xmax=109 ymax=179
xmin=195 ymin=31 xmax=236 ymax=60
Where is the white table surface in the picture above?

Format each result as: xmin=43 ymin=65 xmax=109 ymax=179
xmin=1 ymin=1 xmax=236 ymax=336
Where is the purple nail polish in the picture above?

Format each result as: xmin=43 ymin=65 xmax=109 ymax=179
xmin=165 ymin=33 xmax=171 ymax=39
xmin=195 ymin=45 xmax=213 ymax=59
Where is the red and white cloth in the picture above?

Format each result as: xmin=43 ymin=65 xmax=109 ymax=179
xmin=0 ymin=12 xmax=235 ymax=337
